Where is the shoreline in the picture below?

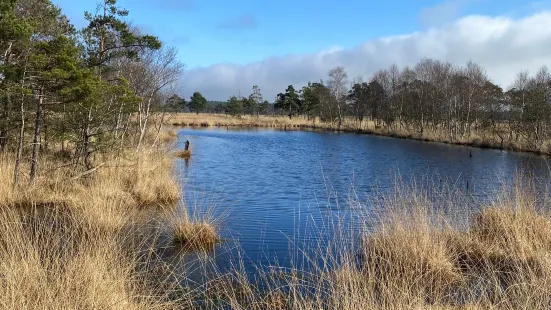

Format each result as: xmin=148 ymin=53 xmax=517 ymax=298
xmin=170 ymin=121 xmax=551 ymax=158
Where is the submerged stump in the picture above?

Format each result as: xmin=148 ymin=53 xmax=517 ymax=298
xmin=174 ymin=140 xmax=192 ymax=159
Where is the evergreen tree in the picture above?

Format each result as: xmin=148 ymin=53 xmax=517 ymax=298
xmin=227 ymin=95 xmax=243 ymax=116
xmin=188 ymin=91 xmax=207 ymax=114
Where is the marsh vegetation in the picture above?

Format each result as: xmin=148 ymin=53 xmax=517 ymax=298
xmin=3 ymin=0 xmax=551 ymax=309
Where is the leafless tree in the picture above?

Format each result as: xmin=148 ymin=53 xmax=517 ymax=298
xmin=327 ymin=66 xmax=349 ymax=129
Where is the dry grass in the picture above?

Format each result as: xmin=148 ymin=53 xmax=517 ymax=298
xmin=158 ymin=129 xmax=179 ymax=143
xmin=359 ymin=221 xmax=463 ymax=305
xmin=0 ymin=143 xmax=221 ymax=309
xmin=0 ymin=151 xmax=182 ymax=241
xmin=295 ymin=184 xmax=551 ymax=309
xmin=172 ymin=219 xmax=219 ymax=251
xmin=0 ymin=202 xmax=178 ymax=309
xmin=173 ymin=149 xmax=192 ymax=159
xmin=0 ymin=149 xmax=180 ymax=209
xmin=166 ymin=113 xmax=320 ymax=129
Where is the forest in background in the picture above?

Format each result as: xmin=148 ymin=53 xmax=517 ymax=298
xmin=175 ymin=61 xmax=551 ymax=153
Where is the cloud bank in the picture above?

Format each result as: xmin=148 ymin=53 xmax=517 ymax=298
xmin=181 ymin=11 xmax=551 ymax=101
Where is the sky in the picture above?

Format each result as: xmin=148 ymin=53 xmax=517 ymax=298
xmin=51 ymin=0 xmax=551 ymax=101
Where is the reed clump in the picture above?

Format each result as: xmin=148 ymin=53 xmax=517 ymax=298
xmin=173 ymin=149 xmax=192 ymax=159
xmin=117 ymin=152 xmax=181 ymax=206
xmin=320 ymin=184 xmax=551 ymax=309
xmin=0 ymin=149 xmax=180 ymax=211
xmin=0 ymin=144 xmax=223 ymax=309
xmin=359 ymin=222 xmax=463 ymax=305
xmin=0 ymin=205 xmax=178 ymax=310
xmin=172 ymin=219 xmax=219 ymax=251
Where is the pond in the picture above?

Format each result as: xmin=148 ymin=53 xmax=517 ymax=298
xmin=174 ymin=127 xmax=551 ymax=278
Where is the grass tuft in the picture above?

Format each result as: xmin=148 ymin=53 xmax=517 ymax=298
xmin=173 ymin=149 xmax=192 ymax=159
xmin=172 ymin=219 xmax=219 ymax=251
xmin=326 ymin=184 xmax=551 ymax=309
xmin=359 ymin=216 xmax=463 ymax=305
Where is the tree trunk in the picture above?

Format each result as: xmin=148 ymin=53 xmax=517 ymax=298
xmin=43 ymin=120 xmax=48 ymax=151
xmin=136 ymin=94 xmax=154 ymax=151
xmin=29 ymin=86 xmax=44 ymax=185
xmin=464 ymin=98 xmax=472 ymax=138
xmin=114 ymin=100 xmax=124 ymax=141
xmin=83 ymin=106 xmax=94 ymax=170
xmin=13 ymin=92 xmax=25 ymax=190
xmin=13 ymin=51 xmax=28 ymax=190
xmin=119 ymin=112 xmax=132 ymax=152
xmin=150 ymin=112 xmax=168 ymax=149
xmin=83 ymin=131 xmax=92 ymax=170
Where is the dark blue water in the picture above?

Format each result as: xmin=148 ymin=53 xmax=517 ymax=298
xmin=174 ymin=127 xmax=551 ymax=277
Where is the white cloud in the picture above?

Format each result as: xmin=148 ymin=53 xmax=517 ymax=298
xmin=181 ymin=11 xmax=551 ymax=101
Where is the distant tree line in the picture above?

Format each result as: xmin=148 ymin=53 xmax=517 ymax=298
xmin=288 ymin=60 xmax=550 ymax=149
xmin=165 ymin=85 xmax=272 ymax=116
xmin=0 ymin=0 xmax=183 ymax=187
xmin=179 ymin=59 xmax=551 ymax=149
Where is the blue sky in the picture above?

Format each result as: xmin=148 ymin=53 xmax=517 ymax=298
xmin=52 ymin=0 xmax=538 ymax=68
xmin=51 ymin=0 xmax=551 ymax=100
